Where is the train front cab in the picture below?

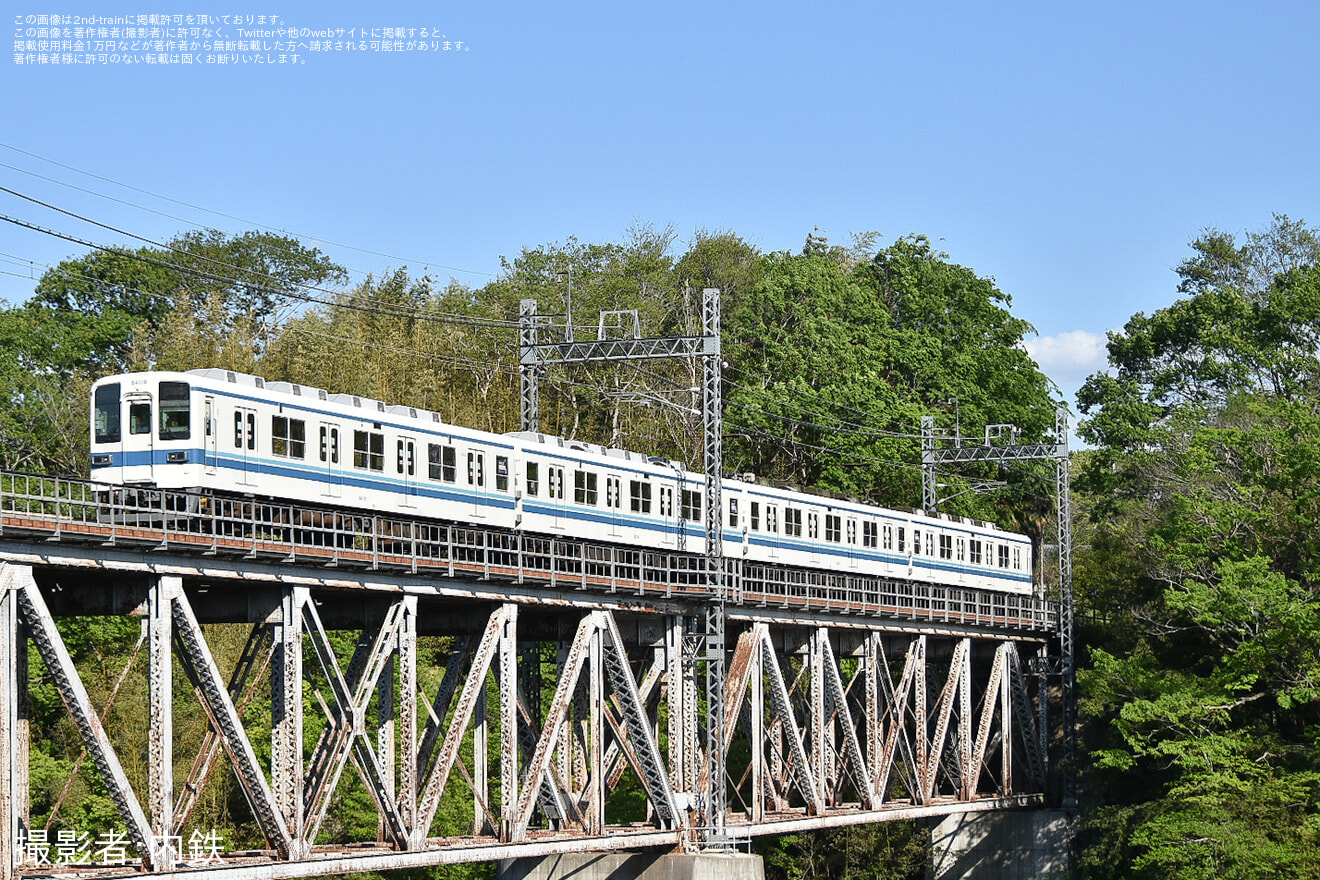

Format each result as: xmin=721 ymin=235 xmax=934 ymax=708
xmin=91 ymin=375 xmax=201 ymax=492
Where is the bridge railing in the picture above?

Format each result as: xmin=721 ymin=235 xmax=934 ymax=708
xmin=0 ymin=472 xmax=1056 ymax=632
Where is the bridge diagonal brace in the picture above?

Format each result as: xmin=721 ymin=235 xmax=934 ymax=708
xmin=417 ymin=635 xmax=471 ymax=774
xmin=171 ymin=586 xmax=292 ymax=858
xmin=599 ymin=610 xmax=682 ymax=828
xmin=969 ymin=643 xmax=1009 ymax=794
xmin=922 ymin=639 xmax=970 ymax=801
xmin=300 ymin=599 xmax=410 ymax=848
xmin=514 ymin=681 xmax=575 ymax=826
xmin=756 ymin=625 xmax=824 ymax=814
xmin=602 ymin=656 xmax=664 ymax=792
xmin=512 ymin=613 xmax=595 ymax=840
xmin=9 ymin=565 xmax=159 ymax=868
xmin=175 ymin=622 xmax=275 ymax=834
xmin=1007 ymin=643 xmax=1046 ymax=788
xmin=416 ymin=605 xmax=511 ymax=837
xmin=876 ymin=637 xmax=922 ymax=802
xmin=816 ymin=630 xmax=879 ymax=809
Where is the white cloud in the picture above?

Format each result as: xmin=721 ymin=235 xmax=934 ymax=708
xmin=1023 ymin=330 xmax=1109 ymax=388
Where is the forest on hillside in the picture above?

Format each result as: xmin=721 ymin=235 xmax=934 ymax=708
xmin=4 ymin=217 xmax=1320 ymax=878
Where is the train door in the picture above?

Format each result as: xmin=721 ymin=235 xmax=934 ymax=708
xmin=547 ymin=464 xmax=565 ymax=529
xmin=468 ymin=448 xmax=487 ymax=517
xmin=319 ymin=423 xmax=342 ymax=498
xmin=847 ymin=518 xmax=859 ymax=570
xmin=233 ymin=406 xmax=257 ymax=487
xmin=124 ymin=390 xmax=154 ymax=482
xmin=658 ymin=485 xmax=675 ymax=546
xmin=398 ymin=436 xmax=418 ymax=508
xmin=203 ymin=396 xmax=218 ymax=475
xmin=606 ymin=473 xmax=622 ymax=537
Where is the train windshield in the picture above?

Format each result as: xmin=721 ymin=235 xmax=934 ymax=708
xmin=159 ymin=381 xmax=191 ymax=440
xmin=94 ymin=383 xmax=121 ymax=444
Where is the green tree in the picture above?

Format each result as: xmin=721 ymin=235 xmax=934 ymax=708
xmin=1076 ymin=216 xmax=1320 ymax=879
xmin=0 ymin=230 xmax=347 ymax=474
xmin=725 ymin=233 xmax=1056 ymax=518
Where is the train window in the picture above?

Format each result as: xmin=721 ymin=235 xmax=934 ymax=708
xmin=751 ymin=502 xmax=760 ymax=531
xmin=728 ymin=498 xmax=739 ymax=528
xmin=354 ymin=430 xmax=384 ymax=471
xmin=130 ymin=401 xmax=151 ymax=436
xmin=808 ymin=512 xmax=819 ymax=539
xmin=825 ymin=514 xmax=841 ymax=542
xmin=998 ymin=545 xmax=1010 ymax=568
xmin=784 ymin=507 xmax=801 ymax=537
xmin=396 ymin=440 xmax=415 ymax=476
xmin=681 ymin=490 xmax=702 ymax=522
xmin=328 ymin=428 xmax=340 ymax=464
xmin=605 ymin=475 xmax=620 ymax=508
xmin=548 ymin=467 xmax=564 ymax=499
xmin=428 ymin=444 xmax=457 ymax=481
xmin=883 ymin=524 xmax=893 ymax=550
xmin=939 ymin=534 xmax=953 ymax=559
xmin=574 ymin=470 xmax=598 ymax=505
xmin=926 ymin=532 xmax=935 ymax=557
xmin=468 ymin=452 xmax=485 ymax=487
xmin=970 ymin=539 xmax=982 ymax=565
xmin=496 ymin=456 xmax=509 ymax=491
xmin=94 ymin=383 xmax=121 ymax=444
xmin=863 ymin=521 xmax=877 ymax=548
xmin=766 ymin=506 xmax=778 ymax=534
xmin=1013 ymin=547 xmax=1022 ymax=570
xmin=913 ymin=529 xmax=921 ymax=555
xmin=233 ymin=411 xmax=255 ymax=449
xmin=526 ymin=461 xmax=540 ymax=496
xmin=629 ymin=479 xmax=652 ymax=513
xmin=956 ymin=538 xmax=966 ymax=562
xmin=847 ymin=519 xmax=857 ymax=545
xmin=897 ymin=527 xmax=906 ymax=553
xmin=159 ymin=382 xmax=191 ymax=440
xmin=272 ymin=416 xmax=306 ymax=459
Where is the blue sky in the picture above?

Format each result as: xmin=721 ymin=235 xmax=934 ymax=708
xmin=6 ymin=0 xmax=1320 ymax=422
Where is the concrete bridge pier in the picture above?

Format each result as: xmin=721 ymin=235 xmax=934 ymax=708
xmin=498 ymin=851 xmax=764 ymax=880
xmin=928 ymin=810 xmax=1071 ymax=880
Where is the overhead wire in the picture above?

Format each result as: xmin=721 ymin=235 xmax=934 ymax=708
xmin=0 ymin=205 xmax=520 ymax=330
xmin=0 ymin=141 xmax=496 ymax=279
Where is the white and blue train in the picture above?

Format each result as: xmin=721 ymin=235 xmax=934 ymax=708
xmin=88 ymin=369 xmax=1034 ymax=594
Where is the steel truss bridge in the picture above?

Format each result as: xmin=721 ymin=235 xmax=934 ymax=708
xmin=0 ymin=474 xmax=1060 ymax=880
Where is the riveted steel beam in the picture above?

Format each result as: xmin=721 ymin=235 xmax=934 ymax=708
xmin=148 ymin=576 xmax=179 ymax=870
xmin=0 ymin=566 xmax=25 ymax=880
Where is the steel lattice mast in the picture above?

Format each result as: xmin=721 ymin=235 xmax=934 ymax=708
xmin=518 ymin=288 xmax=730 ymax=846
xmin=920 ymin=408 xmax=1075 ymax=806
